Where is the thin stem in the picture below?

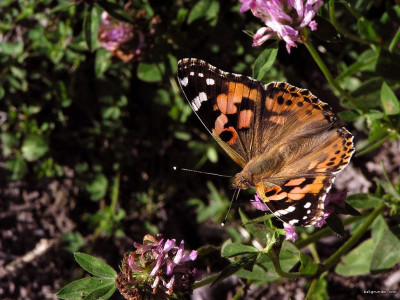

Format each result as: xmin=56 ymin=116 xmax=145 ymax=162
xmin=303 ymin=39 xmax=360 ymax=109
xmin=193 ymin=274 xmax=219 ymax=289
xmin=305 ymin=278 xmax=319 ymax=300
xmin=268 ymin=249 xmax=312 ymax=279
xmin=324 ymin=203 xmax=385 ymax=270
xmin=389 ymin=27 xmax=400 ymax=53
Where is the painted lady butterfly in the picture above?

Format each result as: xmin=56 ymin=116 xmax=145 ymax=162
xmin=177 ymin=58 xmax=355 ymax=227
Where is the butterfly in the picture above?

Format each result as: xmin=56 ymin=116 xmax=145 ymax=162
xmin=177 ymin=58 xmax=354 ymax=226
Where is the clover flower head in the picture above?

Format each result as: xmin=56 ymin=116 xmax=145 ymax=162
xmin=239 ymin=0 xmax=324 ymax=52
xmin=115 ymin=234 xmax=200 ymax=299
xmin=250 ymin=194 xmax=269 ymax=211
xmin=283 ymin=222 xmax=298 ymax=242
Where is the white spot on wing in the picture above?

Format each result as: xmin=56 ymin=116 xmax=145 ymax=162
xmin=275 ymin=205 xmax=295 ymax=216
xmin=307 ymin=210 xmax=311 ymax=214
xmin=289 ymin=219 xmax=299 ymax=225
xmin=190 ymin=71 xmax=195 ymax=76
xmin=304 ymin=202 xmax=311 ymax=208
xmin=198 ymin=73 xmax=204 ymax=77
xmin=206 ymin=78 xmax=215 ymax=85
xmin=180 ymin=77 xmax=188 ymax=87
xmin=191 ymin=92 xmax=208 ymax=111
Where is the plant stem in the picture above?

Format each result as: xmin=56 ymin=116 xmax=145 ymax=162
xmin=389 ymin=27 xmax=400 ymax=53
xmin=305 ymin=278 xmax=319 ymax=300
xmin=193 ymin=274 xmax=219 ymax=289
xmin=323 ymin=203 xmax=385 ymax=270
xmin=303 ymin=39 xmax=360 ymax=109
xmin=268 ymin=249 xmax=312 ymax=279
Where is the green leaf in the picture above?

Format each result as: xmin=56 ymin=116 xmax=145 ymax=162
xmin=221 ymin=243 xmax=259 ymax=258
xmin=346 ymin=193 xmax=382 ymax=209
xmin=95 ymin=48 xmax=112 ymax=77
xmin=212 ymin=253 xmax=258 ymax=286
xmin=370 ymin=216 xmax=400 ymax=271
xmin=337 ymin=110 xmax=360 ymax=121
xmin=207 ymin=147 xmax=218 ymax=163
xmin=83 ymin=4 xmax=99 ymax=52
xmin=336 ymin=49 xmax=378 ymax=82
xmin=310 ymin=275 xmax=329 ymax=300
xmin=5 ymin=156 xmax=28 ymax=180
xmin=137 ymin=62 xmax=165 ymax=83
xmin=56 ymin=277 xmax=115 ymax=299
xmin=380 ymin=82 xmax=400 ymax=115
xmin=85 ymin=174 xmax=108 ymax=201
xmin=335 ymin=238 xmax=374 ymax=276
xmin=187 ymin=0 xmax=220 ymax=26
xmin=74 ymin=253 xmax=117 ymax=279
xmin=357 ymin=17 xmax=379 ymax=42
xmin=21 ymin=135 xmax=49 ymax=162
xmin=299 ymin=252 xmax=318 ymax=275
xmin=84 ymin=284 xmax=116 ymax=300
xmin=1 ymin=133 xmax=18 ymax=156
xmin=326 ymin=213 xmax=345 ymax=237
xmin=313 ymin=16 xmax=341 ymax=43
xmin=252 ymin=45 xmax=278 ymax=81
xmin=96 ymin=1 xmax=133 ymax=23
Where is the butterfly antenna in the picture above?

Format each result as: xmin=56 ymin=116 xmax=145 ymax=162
xmin=173 ymin=166 xmax=232 ymax=178
xmin=221 ymin=189 xmax=240 ymax=226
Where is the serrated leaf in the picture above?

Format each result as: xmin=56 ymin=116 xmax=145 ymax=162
xmin=21 ymin=135 xmax=49 ymax=162
xmin=56 ymin=277 xmax=115 ymax=299
xmin=325 ymin=213 xmax=345 ymax=237
xmin=371 ymin=216 xmax=400 ymax=271
xmin=74 ymin=253 xmax=117 ymax=279
xmin=313 ymin=16 xmax=341 ymax=43
xmin=380 ymin=82 xmax=400 ymax=115
xmin=83 ymin=4 xmax=99 ymax=52
xmin=253 ymin=45 xmax=278 ymax=81
xmin=221 ymin=243 xmax=259 ymax=258
xmin=335 ymin=238 xmax=374 ymax=276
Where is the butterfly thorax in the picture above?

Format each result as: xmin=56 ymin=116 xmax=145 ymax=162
xmin=232 ymin=155 xmax=283 ymax=190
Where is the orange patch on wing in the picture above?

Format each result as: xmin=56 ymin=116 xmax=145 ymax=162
xmin=215 ymin=114 xmax=228 ymax=134
xmin=217 ymin=83 xmax=259 ymax=115
xmin=223 ymin=126 xmax=238 ymax=145
xmin=285 ymin=178 xmax=307 ymax=186
xmin=238 ymin=110 xmax=253 ymax=129
xmin=269 ymin=192 xmax=288 ymax=201
xmin=249 ymin=88 xmax=260 ymax=102
xmin=290 ymin=183 xmax=322 ymax=194
xmin=288 ymin=193 xmax=305 ymax=200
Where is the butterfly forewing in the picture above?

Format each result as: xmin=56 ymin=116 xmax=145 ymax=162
xmin=177 ymin=58 xmax=355 ymax=227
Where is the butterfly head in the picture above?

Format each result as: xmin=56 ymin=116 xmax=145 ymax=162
xmin=232 ymin=171 xmax=252 ymax=189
